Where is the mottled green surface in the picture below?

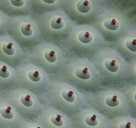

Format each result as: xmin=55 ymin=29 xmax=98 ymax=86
xmin=0 ymin=0 xmax=136 ymax=128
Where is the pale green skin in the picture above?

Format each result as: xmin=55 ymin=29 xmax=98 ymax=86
xmin=0 ymin=0 xmax=136 ymax=128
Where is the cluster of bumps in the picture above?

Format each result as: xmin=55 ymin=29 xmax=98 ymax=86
xmin=0 ymin=0 xmax=136 ymax=128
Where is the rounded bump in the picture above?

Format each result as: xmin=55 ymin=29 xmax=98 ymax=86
xmin=104 ymin=18 xmax=119 ymax=30
xmin=28 ymin=70 xmax=41 ymax=82
xmin=77 ymin=0 xmax=91 ymax=13
xmin=51 ymin=17 xmax=64 ymax=29
xmin=75 ymin=67 xmax=91 ymax=79
xmin=78 ymin=31 xmax=92 ymax=43
xmin=21 ymin=23 xmax=32 ymax=36
xmin=106 ymin=95 xmax=119 ymax=107
xmin=104 ymin=59 xmax=119 ymax=72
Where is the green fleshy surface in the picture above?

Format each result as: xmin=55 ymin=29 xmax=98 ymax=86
xmin=0 ymin=0 xmax=136 ymax=128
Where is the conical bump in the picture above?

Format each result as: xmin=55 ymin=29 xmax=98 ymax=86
xmin=3 ymin=42 xmax=15 ymax=55
xmin=51 ymin=114 xmax=63 ymax=126
xmin=104 ymin=59 xmax=119 ymax=72
xmin=77 ymin=0 xmax=91 ymax=13
xmin=0 ymin=65 xmax=9 ymax=78
xmin=28 ymin=70 xmax=41 ymax=82
xmin=78 ymin=31 xmax=92 ymax=43
xmin=5 ymin=107 xmax=11 ymax=114
xmin=21 ymin=23 xmax=32 ymax=36
xmin=51 ymin=17 xmax=64 ymax=29
xmin=106 ymin=95 xmax=119 ymax=107
xmin=86 ymin=114 xmax=98 ymax=126
xmin=62 ymin=89 xmax=75 ymax=102
xmin=45 ymin=50 xmax=57 ymax=62
xmin=75 ymin=67 xmax=91 ymax=79
xmin=56 ymin=115 xmax=61 ymax=122
xmin=104 ymin=18 xmax=119 ymax=30
xmin=20 ymin=94 xmax=33 ymax=107
xmin=0 ymin=106 xmax=13 ymax=119
xmin=126 ymin=38 xmax=136 ymax=52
